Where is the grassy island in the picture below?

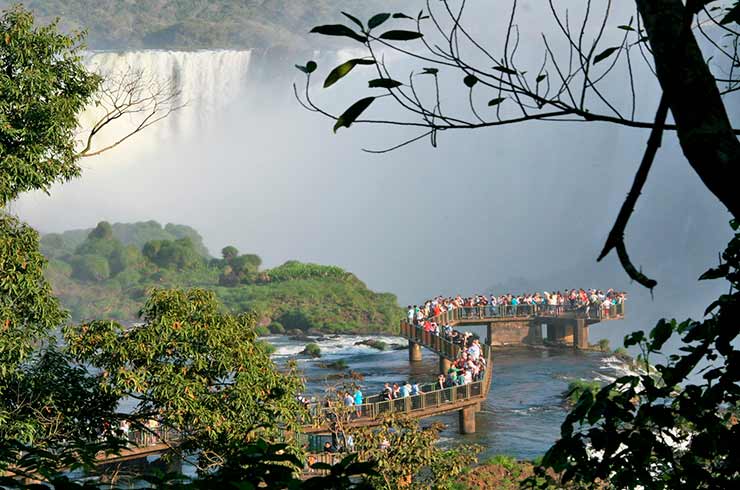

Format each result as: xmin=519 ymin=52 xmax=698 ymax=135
xmin=41 ymin=220 xmax=402 ymax=334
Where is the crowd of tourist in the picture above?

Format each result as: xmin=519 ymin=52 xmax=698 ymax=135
xmin=407 ymin=288 xmax=626 ymax=326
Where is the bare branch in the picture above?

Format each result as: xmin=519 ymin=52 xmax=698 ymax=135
xmin=597 ymin=95 xmax=668 ymax=290
xmin=76 ymin=67 xmax=184 ymax=158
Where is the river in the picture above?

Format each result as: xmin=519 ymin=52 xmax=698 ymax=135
xmin=268 ymin=332 xmax=635 ymax=460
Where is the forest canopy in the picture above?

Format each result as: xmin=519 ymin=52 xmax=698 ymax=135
xmin=0 ymin=0 xmax=384 ymax=49
xmin=41 ymin=220 xmax=402 ymax=333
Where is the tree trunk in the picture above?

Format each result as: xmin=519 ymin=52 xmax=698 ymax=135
xmin=636 ymin=0 xmax=740 ymax=220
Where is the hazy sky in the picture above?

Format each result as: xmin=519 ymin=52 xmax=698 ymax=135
xmin=12 ymin=0 xmax=739 ymax=350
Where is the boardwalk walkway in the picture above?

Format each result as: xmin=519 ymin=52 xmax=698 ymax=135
xmin=96 ymin=301 xmax=625 ymax=464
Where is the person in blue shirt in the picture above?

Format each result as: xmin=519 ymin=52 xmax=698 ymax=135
xmin=353 ymin=387 xmax=363 ymax=418
xmin=400 ymin=381 xmax=412 ymax=397
xmin=411 ymin=382 xmax=423 ymax=396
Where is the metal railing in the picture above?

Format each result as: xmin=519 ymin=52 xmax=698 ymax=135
xmin=400 ymin=321 xmax=492 ymax=361
xmin=411 ymin=302 xmax=625 ymax=325
xmin=116 ymin=426 xmax=180 ymax=450
xmin=304 ymin=380 xmax=485 ymax=429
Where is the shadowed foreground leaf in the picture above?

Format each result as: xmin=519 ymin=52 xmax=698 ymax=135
xmin=333 ymin=97 xmax=375 ymax=133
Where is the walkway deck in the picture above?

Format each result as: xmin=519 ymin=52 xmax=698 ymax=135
xmin=94 ymin=302 xmax=624 ymax=465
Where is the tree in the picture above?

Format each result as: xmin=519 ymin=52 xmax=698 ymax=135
xmin=0 ymin=5 xmax=100 ymax=206
xmin=143 ymin=237 xmax=203 ymax=270
xmin=71 ymin=254 xmax=110 ymax=282
xmin=297 ymin=0 xmax=740 ymax=290
xmin=63 ymin=288 xmax=306 ymax=471
xmin=222 ymin=245 xmax=239 ymax=261
xmin=351 ymin=415 xmax=481 ymax=489
xmin=526 ymin=225 xmax=740 ymax=489
xmin=301 ymin=1 xmax=740 ymax=487
xmin=0 ymin=213 xmax=66 ymax=376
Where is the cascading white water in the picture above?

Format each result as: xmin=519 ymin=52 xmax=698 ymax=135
xmin=79 ymin=50 xmax=254 ymax=157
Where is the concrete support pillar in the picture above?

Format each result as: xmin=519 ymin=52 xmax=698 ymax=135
xmin=527 ymin=320 xmax=543 ymax=345
xmin=563 ymin=324 xmax=575 ymax=345
xmin=545 ymin=323 xmax=558 ymax=343
xmin=486 ymin=323 xmax=493 ymax=345
xmin=408 ymin=341 xmax=422 ymax=362
xmin=458 ymin=405 xmax=476 ymax=434
xmin=439 ymin=356 xmax=451 ymax=374
xmin=574 ymin=318 xmax=589 ymax=349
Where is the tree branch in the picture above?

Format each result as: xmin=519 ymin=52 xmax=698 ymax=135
xmin=597 ymin=95 xmax=668 ymax=290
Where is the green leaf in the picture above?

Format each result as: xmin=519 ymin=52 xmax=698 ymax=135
xmin=368 ymin=13 xmax=391 ymax=30
xmin=421 ymin=67 xmax=439 ymax=75
xmin=624 ymin=330 xmax=645 ymax=347
xmin=487 ymin=97 xmax=506 ymax=106
xmin=463 ymin=74 xmax=478 ymax=87
xmin=368 ymin=78 xmax=403 ymax=89
xmin=333 ymin=97 xmax=376 ymax=133
xmin=341 ymin=12 xmax=364 ymax=30
xmin=379 ymin=30 xmax=424 ymax=41
xmin=536 ymin=73 xmax=547 ymax=83
xmin=310 ymin=24 xmax=367 ymax=44
xmin=699 ymin=263 xmax=729 ymax=280
xmin=493 ymin=66 xmax=518 ymax=75
xmin=649 ymin=319 xmax=673 ymax=351
xmin=593 ymin=46 xmax=620 ymax=65
xmin=295 ymin=61 xmax=318 ymax=74
xmin=617 ymin=25 xmax=635 ymax=31
xmin=720 ymin=2 xmax=740 ymax=24
xmin=393 ymin=13 xmax=414 ymax=20
xmin=324 ymin=59 xmax=375 ymax=88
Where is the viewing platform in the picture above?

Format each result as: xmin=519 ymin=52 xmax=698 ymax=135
xmin=94 ymin=302 xmax=623 ymax=466
xmin=408 ymin=303 xmax=625 ymax=350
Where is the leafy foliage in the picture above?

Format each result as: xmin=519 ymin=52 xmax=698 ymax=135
xmin=64 ymin=288 xmax=305 ymax=468
xmin=0 ymin=213 xmax=67 ymax=374
xmin=42 ymin=220 xmax=211 ymax=259
xmin=0 ymin=5 xmax=100 ymax=206
xmin=352 ymin=415 xmax=481 ymax=490
xmin=302 ymin=342 xmax=321 ymax=358
xmin=41 ymin=224 xmax=402 ymax=331
xmin=528 ymin=222 xmax=740 ymax=489
xmin=564 ymin=380 xmax=603 ymax=406
xmin=262 ymin=261 xmax=350 ymax=283
xmin=142 ymin=237 xmax=204 ymax=270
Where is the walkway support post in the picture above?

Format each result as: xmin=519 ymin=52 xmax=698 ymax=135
xmin=458 ymin=405 xmax=476 ymax=434
xmin=409 ymin=341 xmax=422 ymax=362
xmin=574 ymin=318 xmax=589 ymax=349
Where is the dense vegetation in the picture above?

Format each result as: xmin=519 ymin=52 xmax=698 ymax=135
xmin=42 ymin=220 xmax=402 ymax=333
xmin=0 ymin=0 xmax=382 ymax=49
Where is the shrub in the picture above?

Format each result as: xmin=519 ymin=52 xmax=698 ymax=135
xmin=613 ymin=346 xmax=633 ymax=362
xmin=323 ymin=359 xmax=348 ymax=370
xmin=565 ymin=380 xmax=602 ymax=405
xmin=486 ymin=454 xmax=519 ymax=471
xmin=597 ymin=338 xmax=611 ymax=352
xmin=268 ymin=322 xmax=285 ymax=334
xmin=71 ymin=254 xmax=110 ymax=282
xmin=254 ymin=325 xmax=270 ymax=337
xmin=357 ymin=339 xmax=388 ymax=351
xmin=302 ymin=343 xmax=321 ymax=358
xmin=257 ymin=340 xmax=276 ymax=355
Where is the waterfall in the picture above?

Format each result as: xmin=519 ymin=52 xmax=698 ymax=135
xmin=79 ymin=50 xmax=254 ymax=157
